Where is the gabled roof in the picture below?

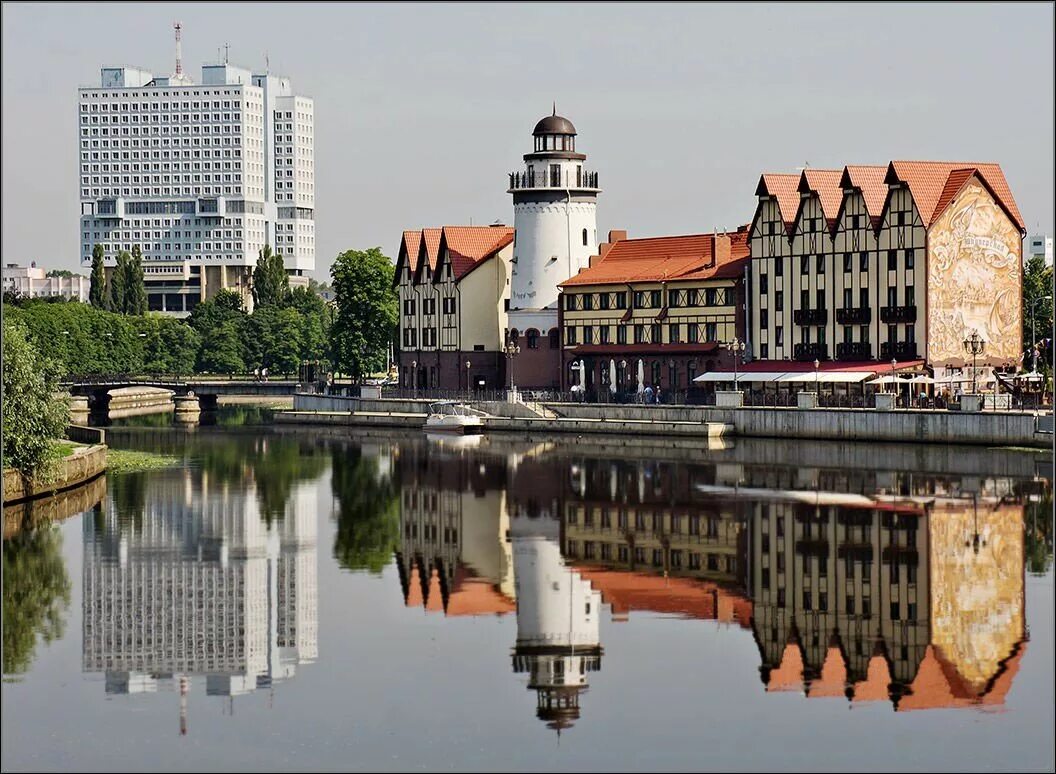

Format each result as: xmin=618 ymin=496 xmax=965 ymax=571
xmin=798 ymin=169 xmax=844 ymax=229
xmin=840 ymin=165 xmax=888 ymax=227
xmin=755 ymin=174 xmax=801 ymax=233
xmin=434 ymin=225 xmax=515 ymax=283
xmin=411 ymin=228 xmax=444 ymax=283
xmin=885 ymin=161 xmax=1025 ymax=231
xmin=559 ymin=228 xmax=750 ymax=287
xmin=393 ymin=230 xmax=422 ymax=287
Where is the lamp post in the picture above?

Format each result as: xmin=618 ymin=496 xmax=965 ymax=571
xmin=727 ymin=338 xmax=746 ymax=391
xmin=411 ymin=359 xmax=417 ymax=401
xmin=465 ymin=360 xmax=471 ymax=398
xmin=813 ymin=357 xmax=820 ymax=394
xmin=890 ymin=357 xmax=897 ymax=396
xmin=1031 ymin=294 xmax=1052 ymax=372
xmin=619 ymin=359 xmax=627 ymax=394
xmin=504 ymin=342 xmax=520 ymax=396
xmin=962 ymin=329 xmax=986 ymax=395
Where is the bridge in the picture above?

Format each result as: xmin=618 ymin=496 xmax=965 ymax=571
xmin=61 ymin=376 xmax=307 ymax=412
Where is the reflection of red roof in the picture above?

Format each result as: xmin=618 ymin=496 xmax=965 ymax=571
xmin=886 ymin=161 xmax=1025 ymax=230
xmin=768 ymin=642 xmax=805 ymax=692
xmin=852 ymin=653 xmax=892 ymax=702
xmin=897 ymin=643 xmax=1027 ymax=712
xmin=438 ymin=226 xmax=515 ymax=282
xmin=405 ymin=564 xmax=423 ymax=608
xmin=808 ymin=646 xmax=848 ymax=698
xmin=446 ymin=579 xmax=516 ymax=617
xmin=560 ymin=229 xmax=749 ymax=287
xmin=575 ymin=568 xmax=752 ymax=626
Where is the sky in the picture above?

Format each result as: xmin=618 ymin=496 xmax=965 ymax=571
xmin=2 ymin=2 xmax=1053 ymax=279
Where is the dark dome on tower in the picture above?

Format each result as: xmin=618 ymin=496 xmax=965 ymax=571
xmin=533 ymin=112 xmax=576 ymax=136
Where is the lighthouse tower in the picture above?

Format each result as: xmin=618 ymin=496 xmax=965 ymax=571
xmin=507 ymin=108 xmax=600 ymax=389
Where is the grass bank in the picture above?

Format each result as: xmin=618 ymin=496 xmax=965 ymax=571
xmin=107 ymin=449 xmax=182 ymax=475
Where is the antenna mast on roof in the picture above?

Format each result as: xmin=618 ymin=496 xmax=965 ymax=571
xmin=224 ymin=43 xmax=230 ymax=65
xmin=173 ymin=21 xmax=184 ymax=78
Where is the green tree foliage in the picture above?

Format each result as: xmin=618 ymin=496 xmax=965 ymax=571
xmin=2 ymin=526 xmax=72 ymax=676
xmin=89 ymin=244 xmax=107 ymax=309
xmin=2 ymin=318 xmax=70 ymax=478
xmin=198 ymin=319 xmax=246 ymax=374
xmin=1023 ymin=256 xmax=1054 ymax=374
xmin=289 ymin=286 xmax=329 ymax=362
xmin=125 ymin=245 xmax=148 ymax=315
xmin=246 ymin=305 xmax=303 ymax=375
xmin=138 ymin=316 xmax=201 ymax=375
xmin=106 ymin=251 xmax=130 ymax=313
xmin=329 ymin=247 xmax=397 ymax=381
xmin=45 ymin=269 xmax=76 ymax=279
xmin=252 ymin=244 xmax=290 ymax=309
xmin=331 ymin=447 xmax=399 ymax=574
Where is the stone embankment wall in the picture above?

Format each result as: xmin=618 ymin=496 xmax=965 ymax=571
xmin=2 ymin=444 xmax=108 ymax=505
xmin=106 ymin=387 xmax=174 ymax=418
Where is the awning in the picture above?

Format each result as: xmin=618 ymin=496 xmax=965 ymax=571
xmin=694 ymin=370 xmax=871 ymax=384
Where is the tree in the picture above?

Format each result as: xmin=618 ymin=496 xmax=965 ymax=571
xmin=124 ymin=245 xmax=148 ymax=315
xmin=331 ymin=447 xmax=399 ymax=574
xmin=329 ymin=247 xmax=397 ymax=382
xmin=2 ymin=318 xmax=70 ymax=479
xmin=290 ymin=286 xmax=329 ymax=362
xmin=45 ymin=269 xmax=75 ymax=279
xmin=252 ymin=244 xmax=290 ymax=309
xmin=197 ymin=319 xmax=246 ymax=374
xmin=89 ymin=245 xmax=106 ymax=309
xmin=1023 ymin=255 xmax=1054 ymax=374
xmin=246 ymin=306 xmax=303 ymax=375
xmin=106 ymin=251 xmax=129 ymax=313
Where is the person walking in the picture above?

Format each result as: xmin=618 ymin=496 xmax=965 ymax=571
xmin=644 ymin=384 xmax=655 ymax=405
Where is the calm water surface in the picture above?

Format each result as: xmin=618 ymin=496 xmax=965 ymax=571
xmin=2 ymin=410 xmax=1053 ymax=772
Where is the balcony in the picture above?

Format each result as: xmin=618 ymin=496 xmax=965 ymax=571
xmin=836 ymin=342 xmax=872 ymax=360
xmin=508 ymin=169 xmax=600 ymax=192
xmin=793 ymin=308 xmax=828 ymax=326
xmin=793 ymin=342 xmax=829 ymax=361
xmin=836 ymin=306 xmax=871 ymax=325
xmin=880 ymin=304 xmax=917 ymax=323
xmin=880 ymin=341 xmax=918 ymax=359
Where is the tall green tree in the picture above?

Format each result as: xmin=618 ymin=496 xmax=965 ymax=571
xmin=89 ymin=245 xmax=106 ymax=309
xmin=252 ymin=244 xmax=291 ymax=309
xmin=289 ymin=286 xmax=329 ymax=362
xmin=329 ymin=247 xmax=397 ymax=382
xmin=106 ymin=251 xmax=130 ymax=313
xmin=2 ymin=318 xmax=70 ymax=479
xmin=125 ymin=245 xmax=148 ymax=315
xmin=246 ymin=306 xmax=303 ymax=375
xmin=198 ymin=319 xmax=246 ymax=374
xmin=331 ymin=447 xmax=399 ymax=574
xmin=1023 ymin=255 xmax=1054 ymax=374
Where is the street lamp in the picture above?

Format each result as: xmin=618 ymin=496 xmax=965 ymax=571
xmin=890 ymin=357 xmax=897 ymax=396
xmin=503 ymin=343 xmax=520 ymax=395
xmin=411 ymin=359 xmax=418 ymax=400
xmin=465 ymin=360 xmax=471 ymax=396
xmin=813 ymin=357 xmax=820 ymax=394
xmin=1030 ymin=294 xmax=1052 ymax=372
xmin=962 ymin=329 xmax=986 ymax=394
xmin=727 ymin=338 xmax=746 ymax=391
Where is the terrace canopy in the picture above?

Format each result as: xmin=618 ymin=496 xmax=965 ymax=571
xmin=694 ymin=371 xmax=873 ymax=384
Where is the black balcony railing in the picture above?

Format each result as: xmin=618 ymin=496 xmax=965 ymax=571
xmin=836 ymin=341 xmax=872 ymax=360
xmin=836 ymin=306 xmax=871 ymax=325
xmin=793 ymin=342 xmax=829 ymax=361
xmin=793 ymin=308 xmax=828 ymax=326
xmin=880 ymin=305 xmax=917 ymax=323
xmin=508 ymin=170 xmax=600 ymax=190
xmin=880 ymin=341 xmax=918 ymax=359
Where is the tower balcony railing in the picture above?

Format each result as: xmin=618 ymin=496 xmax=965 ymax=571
xmin=508 ymin=170 xmax=600 ymax=191
xmin=880 ymin=304 xmax=917 ymax=323
xmin=836 ymin=306 xmax=871 ymax=325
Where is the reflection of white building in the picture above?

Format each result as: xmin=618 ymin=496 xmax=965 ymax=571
xmin=510 ymin=513 xmax=601 ymax=734
xmin=82 ymin=469 xmax=318 ymax=724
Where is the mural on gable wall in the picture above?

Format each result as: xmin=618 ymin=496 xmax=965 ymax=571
xmin=927 ymin=182 xmax=1022 ymax=366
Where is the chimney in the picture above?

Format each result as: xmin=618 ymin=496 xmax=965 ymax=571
xmin=712 ymin=232 xmax=731 ymax=267
xmin=589 ymin=229 xmax=628 ymax=268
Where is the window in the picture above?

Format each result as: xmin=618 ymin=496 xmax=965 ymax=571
xmin=704 ymin=322 xmax=717 ymax=341
xmin=614 ymin=291 xmax=627 ymax=309
xmin=888 ymin=249 xmax=897 ymax=271
xmin=634 ymin=290 xmax=646 ymax=308
xmin=888 ymin=286 xmax=898 ymax=307
xmin=860 ymin=325 xmax=869 ymax=343
xmin=686 ymin=288 xmax=698 ymax=306
xmin=582 ymin=228 xmax=588 ymax=246
xmin=583 ymin=293 xmax=594 ymax=311
xmin=801 ymin=289 xmax=810 ymax=309
xmin=860 ymin=251 xmax=868 ymax=272
xmin=860 ymin=287 xmax=869 ymax=309
xmin=906 ymin=324 xmax=915 ymax=343
xmin=549 ymin=328 xmax=560 ymax=349
xmin=801 ymin=255 xmax=810 ymax=274
xmin=669 ymin=323 xmax=681 ymax=343
xmin=843 ymin=253 xmax=852 ymax=273
xmin=905 ymin=248 xmax=915 ymax=270
xmin=566 ymin=326 xmax=577 ymax=345
xmin=759 ymin=274 xmax=768 ymax=294
xmin=598 ymin=326 xmax=610 ymax=344
xmin=526 ymin=329 xmax=539 ymax=349
xmin=651 ymin=323 xmax=662 ymax=343
xmin=816 ymin=253 xmax=824 ymax=273
xmin=760 ymin=343 xmax=769 ymax=358
xmin=617 ymin=325 xmax=627 ymax=344
xmin=705 ymin=288 xmax=717 ymax=306
xmin=844 ymin=325 xmax=853 ymax=344
xmin=816 ymin=289 xmax=825 ymax=311
xmin=775 ymin=291 xmax=784 ymax=312
xmin=687 ymin=324 xmax=698 ymax=344
xmin=634 ymin=324 xmax=645 ymax=344
xmin=775 ymin=256 xmax=784 ymax=277
xmin=760 ymin=309 xmax=768 ymax=328
xmin=599 ymin=293 xmax=610 ymax=310
xmin=443 ymin=296 xmax=456 ymax=314
xmin=565 ymin=293 xmax=576 ymax=311
xmin=651 ymin=289 xmax=662 ymax=308
xmin=843 ymin=288 xmax=853 ymax=308
xmin=403 ymin=299 xmax=416 ymax=316
xmin=583 ymin=325 xmax=593 ymax=343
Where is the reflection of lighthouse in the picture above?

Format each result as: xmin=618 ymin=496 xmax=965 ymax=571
xmin=510 ymin=513 xmax=602 ymax=734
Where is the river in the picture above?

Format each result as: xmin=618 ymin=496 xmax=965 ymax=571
xmin=2 ymin=409 xmax=1053 ymax=772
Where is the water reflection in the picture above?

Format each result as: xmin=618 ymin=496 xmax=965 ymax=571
xmin=390 ymin=436 xmax=1049 ymax=728
xmin=81 ymin=465 xmax=319 ymax=731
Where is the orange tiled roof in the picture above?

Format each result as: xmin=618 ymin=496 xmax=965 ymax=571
xmin=401 ymin=230 xmax=422 ymax=273
xmin=841 ymin=165 xmax=888 ymax=227
xmin=413 ymin=227 xmax=443 ymax=281
xmin=757 ymin=174 xmax=801 ymax=231
xmin=438 ymin=225 xmax=515 ymax=282
xmin=887 ymin=161 xmax=1025 ymax=230
xmin=559 ymin=229 xmax=750 ymax=287
xmin=799 ymin=169 xmax=844 ymax=227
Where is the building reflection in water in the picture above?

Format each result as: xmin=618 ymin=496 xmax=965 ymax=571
xmin=394 ymin=437 xmax=1038 ymax=728
xmin=82 ymin=466 xmax=318 ymax=732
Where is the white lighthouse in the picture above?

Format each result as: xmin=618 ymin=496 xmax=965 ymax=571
xmin=507 ymin=108 xmax=600 ymax=388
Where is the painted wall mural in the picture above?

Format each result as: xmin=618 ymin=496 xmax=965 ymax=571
xmin=927 ymin=180 xmax=1023 ymax=366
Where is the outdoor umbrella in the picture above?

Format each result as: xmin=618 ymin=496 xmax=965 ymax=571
xmin=908 ymin=375 xmax=936 ymax=384
xmin=637 ymin=359 xmax=644 ymax=394
xmin=610 ymin=359 xmax=617 ymax=394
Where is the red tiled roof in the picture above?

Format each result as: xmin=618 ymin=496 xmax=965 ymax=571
xmin=417 ymin=227 xmax=443 ymax=277
xmin=401 ymin=230 xmax=422 ymax=273
xmin=757 ymin=174 xmax=801 ymax=231
xmin=841 ymin=165 xmax=888 ymax=226
xmin=799 ymin=169 xmax=844 ymax=227
xmin=886 ymin=161 xmax=1025 ymax=230
xmin=559 ymin=229 xmax=750 ymax=287
xmin=437 ymin=225 xmax=515 ymax=282
xmin=932 ymin=168 xmax=979 ymax=226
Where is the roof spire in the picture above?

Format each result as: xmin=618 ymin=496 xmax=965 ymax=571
xmin=553 ymin=101 xmax=556 ymax=116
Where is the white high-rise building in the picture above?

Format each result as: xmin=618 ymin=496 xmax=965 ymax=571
xmin=77 ymin=25 xmax=314 ymax=315
xmin=1027 ymin=234 xmax=1053 ymax=268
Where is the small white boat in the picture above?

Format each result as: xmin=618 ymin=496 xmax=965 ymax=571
xmin=424 ymin=401 xmax=483 ymax=434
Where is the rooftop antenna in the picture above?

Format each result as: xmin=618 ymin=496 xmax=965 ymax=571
xmin=553 ymin=101 xmax=557 ymax=116
xmin=265 ymin=51 xmax=270 ymax=74
xmin=224 ymin=42 xmax=230 ymax=64
xmin=173 ymin=21 xmax=183 ymax=79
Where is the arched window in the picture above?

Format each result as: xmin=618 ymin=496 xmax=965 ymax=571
xmin=651 ymin=361 xmax=662 ymax=386
xmin=526 ymin=329 xmax=540 ymax=349
xmin=548 ymin=328 xmax=560 ymax=349
xmin=510 ymin=328 xmax=520 ymax=345
xmin=582 ymin=228 xmax=588 ymax=246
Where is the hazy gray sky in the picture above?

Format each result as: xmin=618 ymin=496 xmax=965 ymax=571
xmin=2 ymin=2 xmax=1053 ymax=278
